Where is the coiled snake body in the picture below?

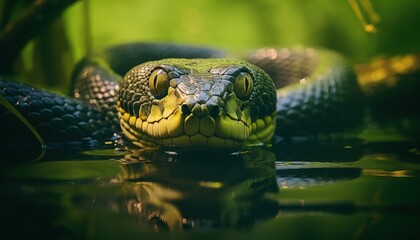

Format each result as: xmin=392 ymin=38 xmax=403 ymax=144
xmin=0 ymin=43 xmax=364 ymax=151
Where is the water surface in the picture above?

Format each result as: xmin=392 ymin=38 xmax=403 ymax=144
xmin=1 ymin=128 xmax=419 ymax=239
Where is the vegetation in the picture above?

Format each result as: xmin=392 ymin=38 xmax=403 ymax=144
xmin=1 ymin=0 xmax=419 ymax=93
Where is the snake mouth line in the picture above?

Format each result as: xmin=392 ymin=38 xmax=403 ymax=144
xmin=118 ymin=106 xmax=252 ymax=149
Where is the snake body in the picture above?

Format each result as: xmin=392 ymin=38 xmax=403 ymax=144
xmin=0 ymin=43 xmax=363 ymax=151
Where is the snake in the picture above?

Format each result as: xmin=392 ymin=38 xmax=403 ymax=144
xmin=0 ymin=42 xmax=406 ymax=151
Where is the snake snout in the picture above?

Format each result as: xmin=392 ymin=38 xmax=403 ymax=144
xmin=181 ymin=101 xmax=220 ymax=118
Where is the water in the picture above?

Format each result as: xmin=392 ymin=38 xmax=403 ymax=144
xmin=0 ymin=129 xmax=419 ymax=239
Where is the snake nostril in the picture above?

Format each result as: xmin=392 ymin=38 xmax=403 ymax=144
xmin=181 ymin=104 xmax=192 ymax=115
xmin=207 ymin=104 xmax=220 ymax=118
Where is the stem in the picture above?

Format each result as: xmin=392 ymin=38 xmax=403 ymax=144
xmin=0 ymin=0 xmax=79 ymax=74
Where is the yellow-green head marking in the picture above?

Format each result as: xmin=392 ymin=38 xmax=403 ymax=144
xmin=117 ymin=58 xmax=276 ymax=150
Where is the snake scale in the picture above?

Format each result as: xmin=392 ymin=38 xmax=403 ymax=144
xmin=0 ymin=43 xmax=365 ymax=151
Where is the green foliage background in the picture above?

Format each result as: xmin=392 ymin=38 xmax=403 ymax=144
xmin=2 ymin=2 xmax=420 ymax=238
xmin=16 ymin=0 xmax=420 ymax=91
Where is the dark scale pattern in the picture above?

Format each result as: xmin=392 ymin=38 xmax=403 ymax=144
xmin=0 ymin=79 xmax=117 ymax=143
xmin=248 ymin=48 xmax=318 ymax=89
xmin=119 ymin=62 xmax=155 ymax=118
xmin=275 ymin=67 xmax=363 ymax=136
xmin=249 ymin=48 xmax=364 ymax=136
xmin=72 ymin=65 xmax=120 ymax=128
xmin=246 ymin=64 xmax=277 ymax=121
xmin=103 ymin=43 xmax=226 ymax=76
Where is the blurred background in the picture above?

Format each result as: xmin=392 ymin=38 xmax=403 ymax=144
xmin=2 ymin=0 xmax=420 ymax=92
xmin=0 ymin=3 xmax=419 ymax=238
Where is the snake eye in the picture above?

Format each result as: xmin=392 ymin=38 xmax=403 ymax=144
xmin=149 ymin=69 xmax=170 ymax=98
xmin=233 ymin=72 xmax=253 ymax=100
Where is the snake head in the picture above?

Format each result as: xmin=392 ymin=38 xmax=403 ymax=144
xmin=117 ymin=58 xmax=276 ymax=151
